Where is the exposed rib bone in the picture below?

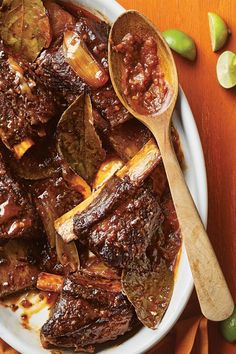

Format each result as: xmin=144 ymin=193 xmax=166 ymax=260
xmin=55 ymin=138 xmax=161 ymax=242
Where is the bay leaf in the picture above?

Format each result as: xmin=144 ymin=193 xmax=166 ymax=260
xmin=1 ymin=0 xmax=52 ymax=61
xmin=122 ymin=258 xmax=174 ymax=329
xmin=57 ymin=93 xmax=106 ymax=184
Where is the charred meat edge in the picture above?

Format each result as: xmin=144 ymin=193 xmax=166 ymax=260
xmin=55 ymin=139 xmax=161 ymax=242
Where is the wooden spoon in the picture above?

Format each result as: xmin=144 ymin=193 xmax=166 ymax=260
xmin=108 ymin=10 xmax=234 ymax=321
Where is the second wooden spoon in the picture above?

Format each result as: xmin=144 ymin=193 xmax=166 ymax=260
xmin=108 ymin=10 xmax=234 ymax=321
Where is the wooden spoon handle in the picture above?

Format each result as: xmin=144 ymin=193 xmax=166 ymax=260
xmin=154 ymin=125 xmax=234 ymax=321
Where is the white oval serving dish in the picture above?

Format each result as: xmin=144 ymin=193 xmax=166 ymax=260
xmin=0 ymin=1 xmax=208 ymax=353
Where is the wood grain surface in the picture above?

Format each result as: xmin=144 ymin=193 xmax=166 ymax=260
xmin=117 ymin=1 xmax=236 ymax=353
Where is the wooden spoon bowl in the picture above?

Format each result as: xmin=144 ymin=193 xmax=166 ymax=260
xmin=109 ymin=10 xmax=178 ymax=121
xmin=108 ymin=10 xmax=234 ymax=321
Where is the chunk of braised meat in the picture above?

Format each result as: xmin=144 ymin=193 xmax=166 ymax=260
xmin=109 ymin=123 xmax=183 ymax=165
xmin=82 ymin=255 xmax=121 ymax=280
xmin=0 ymin=46 xmax=58 ymax=156
xmin=36 ymin=41 xmax=87 ymax=100
xmin=91 ymin=83 xmax=131 ymax=127
xmin=74 ymin=177 xmax=164 ymax=268
xmin=36 ymin=17 xmax=131 ymax=127
xmin=109 ymin=119 xmax=152 ymax=160
xmin=41 ymin=272 xmax=136 ymax=352
xmin=44 ymin=1 xmax=76 ymax=39
xmin=32 ymin=173 xmax=83 ymax=248
xmin=36 ymin=16 xmax=109 ymax=95
xmin=0 ymin=151 xmax=38 ymax=240
xmin=73 ymin=16 xmax=109 ymax=68
xmin=74 ymin=176 xmax=136 ymax=235
xmin=39 ymin=241 xmax=64 ymax=275
xmin=150 ymin=164 xmax=169 ymax=198
xmin=0 ymin=239 xmax=42 ymax=298
xmin=92 ymin=109 xmax=109 ymax=134
xmin=56 ymin=139 xmax=161 ymax=245
xmin=37 ymin=257 xmax=120 ymax=293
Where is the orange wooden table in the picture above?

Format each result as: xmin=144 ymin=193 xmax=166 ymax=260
xmin=118 ymin=0 xmax=236 ymax=353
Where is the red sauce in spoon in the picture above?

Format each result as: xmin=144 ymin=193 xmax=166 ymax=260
xmin=114 ymin=33 xmax=168 ymax=115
